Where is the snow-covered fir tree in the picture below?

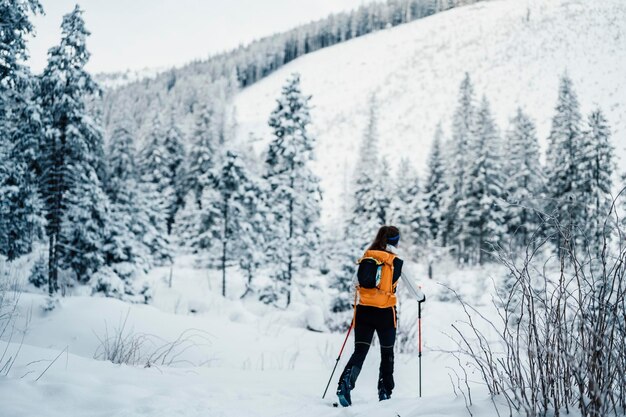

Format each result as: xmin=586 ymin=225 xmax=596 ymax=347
xmin=138 ymin=116 xmax=176 ymax=247
xmin=0 ymin=0 xmax=45 ymax=261
xmin=185 ymin=103 xmax=217 ymax=207
xmin=210 ymin=151 xmax=266 ymax=297
xmin=388 ymin=158 xmax=426 ymax=259
xmin=263 ymin=73 xmax=322 ymax=307
xmin=422 ymin=124 xmax=448 ymax=247
xmin=346 ymin=94 xmax=390 ymax=249
xmin=59 ymin=169 xmax=110 ymax=283
xmin=545 ymin=75 xmax=587 ymax=255
xmin=104 ymin=122 xmax=170 ymax=270
xmin=458 ymin=96 xmax=505 ymax=264
xmin=580 ymin=109 xmax=614 ymax=255
xmin=445 ymin=73 xmax=478 ymax=263
xmin=503 ymin=108 xmax=544 ymax=251
xmin=237 ymin=175 xmax=269 ymax=299
xmin=328 ymin=238 xmax=358 ymax=331
xmin=162 ymin=118 xmax=187 ymax=233
xmin=39 ymin=6 xmax=109 ymax=293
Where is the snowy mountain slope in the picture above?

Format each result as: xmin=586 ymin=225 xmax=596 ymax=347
xmin=234 ymin=0 xmax=626 ymax=224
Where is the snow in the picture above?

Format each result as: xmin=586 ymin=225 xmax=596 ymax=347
xmin=234 ymin=0 xmax=626 ymax=225
xmin=1 ymin=254 xmax=508 ymax=417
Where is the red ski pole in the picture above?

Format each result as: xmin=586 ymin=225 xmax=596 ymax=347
xmin=322 ymin=322 xmax=353 ymax=399
xmin=418 ymin=298 xmax=423 ymax=397
xmin=322 ymin=291 xmax=357 ymax=399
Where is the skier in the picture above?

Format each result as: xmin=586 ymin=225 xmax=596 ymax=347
xmin=336 ymin=225 xmax=404 ymax=407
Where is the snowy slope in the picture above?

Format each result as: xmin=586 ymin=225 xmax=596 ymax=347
xmin=234 ymin=0 xmax=626 ymax=224
xmin=1 ymin=261 xmax=506 ymax=417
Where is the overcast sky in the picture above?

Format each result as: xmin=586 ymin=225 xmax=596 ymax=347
xmin=26 ymin=0 xmax=368 ymax=74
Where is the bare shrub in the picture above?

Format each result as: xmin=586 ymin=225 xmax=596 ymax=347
xmin=0 ymin=262 xmax=29 ymax=377
xmin=451 ymin=202 xmax=626 ymax=417
xmin=93 ymin=310 xmax=213 ymax=368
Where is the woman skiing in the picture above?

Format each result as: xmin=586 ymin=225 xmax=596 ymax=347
xmin=336 ymin=225 xmax=404 ymax=407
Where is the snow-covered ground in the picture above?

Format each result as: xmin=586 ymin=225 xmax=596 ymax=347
xmin=234 ymin=0 xmax=626 ymax=224
xmin=1 ymin=255 xmax=508 ymax=417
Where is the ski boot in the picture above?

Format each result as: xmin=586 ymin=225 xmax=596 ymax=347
xmin=378 ymin=377 xmax=391 ymax=401
xmin=337 ymin=366 xmax=360 ymax=407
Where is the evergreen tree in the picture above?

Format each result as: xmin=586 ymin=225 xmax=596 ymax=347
xmin=388 ymin=158 xmax=426 ymax=259
xmin=581 ymin=109 xmax=614 ymax=254
xmin=39 ymin=6 xmax=109 ymax=293
xmin=162 ymin=118 xmax=187 ymax=233
xmin=59 ymin=169 xmax=110 ymax=283
xmin=105 ymin=123 xmax=170 ymax=269
xmin=211 ymin=151 xmax=265 ymax=297
xmin=545 ymin=75 xmax=586 ymax=254
xmin=445 ymin=73 xmax=478 ymax=262
xmin=263 ymin=73 xmax=322 ymax=307
xmin=185 ymin=103 xmax=216 ymax=207
xmin=347 ymin=94 xmax=390 ymax=249
xmin=0 ymin=0 xmax=45 ymax=260
xmin=459 ymin=96 xmax=505 ymax=264
xmin=328 ymin=237 xmax=358 ymax=330
xmin=138 ymin=116 xmax=177 ymax=249
xmin=503 ymin=108 xmax=544 ymax=250
xmin=422 ymin=124 xmax=448 ymax=247
xmin=237 ymin=176 xmax=269 ymax=298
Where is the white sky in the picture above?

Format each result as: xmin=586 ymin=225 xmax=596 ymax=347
xmin=26 ymin=0 xmax=368 ymax=74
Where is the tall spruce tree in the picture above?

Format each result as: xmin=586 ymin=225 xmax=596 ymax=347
xmin=0 ymin=0 xmax=45 ymax=261
xmin=39 ymin=6 xmax=110 ymax=292
xmin=545 ymin=75 xmax=587 ymax=254
xmin=211 ymin=151 xmax=265 ymax=297
xmin=581 ymin=109 xmax=614 ymax=255
xmin=347 ymin=94 xmax=390 ymax=248
xmin=263 ymin=73 xmax=321 ymax=307
xmin=422 ymin=124 xmax=448 ymax=247
xmin=162 ymin=118 xmax=187 ymax=233
xmin=445 ymin=73 xmax=478 ymax=262
xmin=503 ymin=108 xmax=544 ymax=250
xmin=104 ymin=123 xmax=170 ymax=269
xmin=459 ymin=96 xmax=505 ymax=264
xmin=388 ymin=158 xmax=426 ymax=259
xmin=185 ymin=103 xmax=216 ymax=207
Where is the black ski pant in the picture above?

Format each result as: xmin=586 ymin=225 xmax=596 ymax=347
xmin=339 ymin=304 xmax=396 ymax=394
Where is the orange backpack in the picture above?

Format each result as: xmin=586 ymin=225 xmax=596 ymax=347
xmin=356 ymin=249 xmax=401 ymax=309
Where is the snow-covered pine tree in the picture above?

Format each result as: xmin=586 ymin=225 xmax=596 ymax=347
xmin=545 ymin=75 xmax=586 ymax=255
xmin=346 ymin=94 xmax=389 ymax=248
xmin=237 ymin=175 xmax=269 ymax=299
xmin=104 ymin=122 xmax=170 ymax=270
xmin=459 ymin=96 xmax=505 ymax=264
xmin=388 ymin=158 xmax=426 ymax=259
xmin=422 ymin=124 xmax=448 ymax=247
xmin=138 ymin=115 xmax=175 ymax=252
xmin=263 ymin=73 xmax=322 ymax=307
xmin=328 ymin=235 xmax=358 ymax=331
xmin=59 ymin=168 xmax=110 ymax=283
xmin=185 ymin=103 xmax=217 ymax=208
xmin=162 ymin=118 xmax=187 ymax=233
xmin=445 ymin=73 xmax=478 ymax=263
xmin=503 ymin=108 xmax=544 ymax=251
xmin=0 ymin=0 xmax=45 ymax=261
xmin=210 ymin=151 xmax=265 ymax=297
xmin=39 ymin=6 xmax=110 ymax=293
xmin=580 ymin=109 xmax=614 ymax=256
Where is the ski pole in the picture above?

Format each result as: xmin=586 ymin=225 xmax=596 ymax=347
xmin=322 ymin=321 xmax=353 ymax=399
xmin=418 ymin=297 xmax=423 ymax=398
